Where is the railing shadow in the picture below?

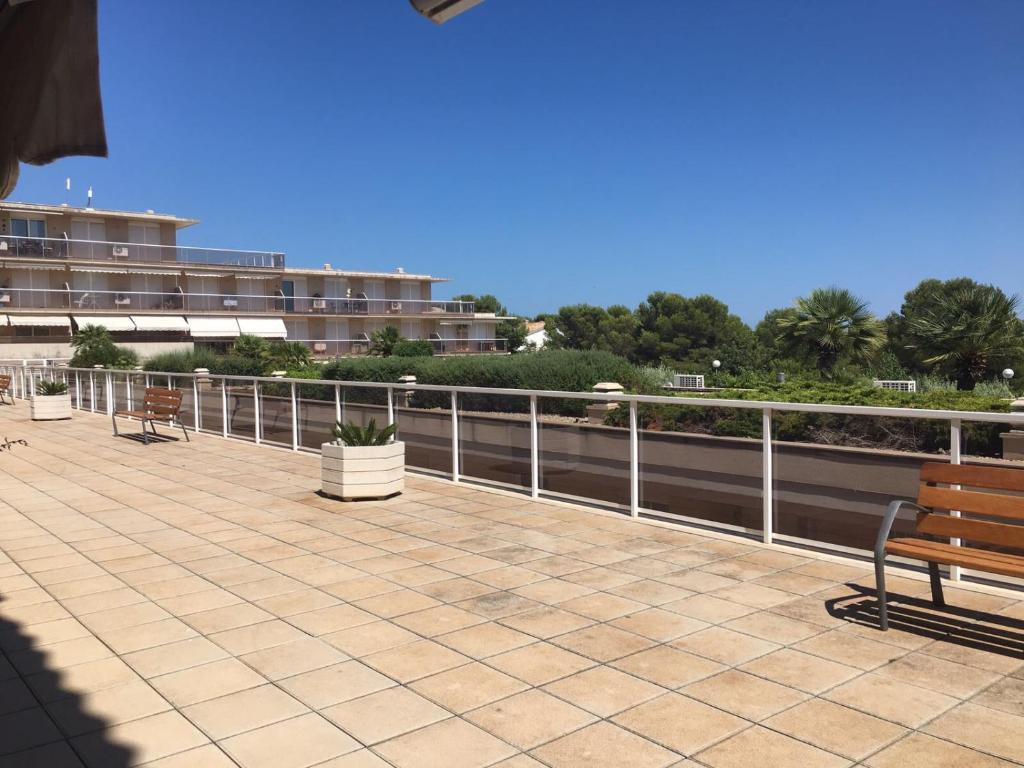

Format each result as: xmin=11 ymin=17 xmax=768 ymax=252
xmin=0 ymin=596 xmax=136 ymax=765
xmin=825 ymin=584 xmax=1024 ymax=659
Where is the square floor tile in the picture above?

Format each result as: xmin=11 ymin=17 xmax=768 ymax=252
xmin=466 ymin=689 xmax=597 ymax=750
xmin=485 ymin=643 xmax=596 ymax=686
xmin=611 ymin=693 xmax=747 ymax=755
xmin=682 ymin=670 xmax=808 ymax=721
xmin=150 ymin=658 xmax=266 ymax=707
xmin=362 ymin=639 xmax=470 ymax=683
xmin=530 ymin=721 xmax=677 ymax=768
xmin=374 ymin=717 xmax=517 ymax=768
xmin=696 ymin=725 xmax=848 ymax=768
xmin=322 ymin=687 xmax=450 ymax=745
xmin=220 ymin=713 xmax=360 ymax=768
xmin=765 ymin=698 xmax=906 ymax=760
xmin=410 ymin=662 xmax=528 ymax=713
xmin=825 ymin=673 xmax=958 ymax=728
xmin=543 ymin=665 xmax=666 ymax=717
xmin=279 ymin=661 xmax=395 ymax=710
xmin=181 ymin=684 xmax=308 ymax=740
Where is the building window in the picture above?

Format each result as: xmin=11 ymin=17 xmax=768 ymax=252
xmin=11 ymin=218 xmax=46 ymax=238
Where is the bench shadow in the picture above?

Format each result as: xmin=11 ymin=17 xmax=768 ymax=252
xmin=825 ymin=583 xmax=1024 ymax=659
xmin=0 ymin=595 xmax=136 ymax=766
xmin=112 ymin=431 xmax=181 ymax=445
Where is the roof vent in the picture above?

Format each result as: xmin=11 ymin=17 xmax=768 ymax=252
xmin=396 ymin=267 xmax=405 ymax=274
xmin=323 ymin=263 xmax=332 ymax=271
xmin=146 ymin=209 xmax=155 ymax=214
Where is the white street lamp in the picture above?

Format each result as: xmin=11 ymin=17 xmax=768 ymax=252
xmin=1003 ymin=368 xmax=1014 ymax=380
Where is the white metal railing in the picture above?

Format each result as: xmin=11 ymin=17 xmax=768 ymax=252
xmin=0 ymin=234 xmax=283 ymax=268
xmin=293 ymin=338 xmax=508 ymax=356
xmin=7 ymin=363 xmax=1024 ymax=585
xmin=0 ymin=286 xmax=477 ymax=316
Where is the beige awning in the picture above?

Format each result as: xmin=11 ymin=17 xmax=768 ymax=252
xmin=186 ymin=316 xmax=240 ymax=338
xmin=130 ymin=315 xmax=189 ymax=332
xmin=7 ymin=314 xmax=71 ymax=327
xmin=70 ymin=266 xmax=130 ymax=274
xmin=72 ymin=315 xmax=135 ymax=331
xmin=237 ymin=317 xmax=287 ymax=338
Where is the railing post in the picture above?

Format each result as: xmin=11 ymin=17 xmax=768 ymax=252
xmin=629 ymin=400 xmax=639 ymax=518
xmin=126 ymin=372 xmax=133 ymax=409
xmin=106 ymin=371 xmax=114 ymax=416
xmin=387 ymin=387 xmax=395 ymax=427
xmin=221 ymin=379 xmax=228 ymax=438
xmin=530 ymin=395 xmax=539 ymax=498
xmin=253 ymin=378 xmax=261 ymax=445
xmin=949 ymin=418 xmax=962 ymax=581
xmin=334 ymin=384 xmax=342 ymax=426
xmin=75 ymin=371 xmax=81 ymax=409
xmin=290 ymin=382 xmax=299 ymax=451
xmin=89 ymin=371 xmax=96 ymax=412
xmin=193 ymin=376 xmax=200 ymax=432
xmin=451 ymin=390 xmax=460 ymax=482
xmin=762 ymin=407 xmax=774 ymax=545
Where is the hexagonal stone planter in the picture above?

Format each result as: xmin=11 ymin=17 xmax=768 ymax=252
xmin=30 ymin=393 xmax=72 ymax=421
xmin=321 ymin=441 xmax=404 ymax=501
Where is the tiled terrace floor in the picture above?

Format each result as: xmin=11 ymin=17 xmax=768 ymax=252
xmin=1 ymin=407 xmax=1023 ymax=768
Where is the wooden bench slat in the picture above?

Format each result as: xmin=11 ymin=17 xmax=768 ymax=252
xmin=917 ymin=485 xmax=1024 ymax=521
xmin=920 ymin=461 xmax=1024 ymax=493
xmin=885 ymin=539 xmax=1024 ymax=578
xmin=915 ymin=512 xmax=1024 ymax=550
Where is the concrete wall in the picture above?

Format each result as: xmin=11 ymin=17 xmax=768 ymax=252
xmin=0 ymin=340 xmax=193 ymax=362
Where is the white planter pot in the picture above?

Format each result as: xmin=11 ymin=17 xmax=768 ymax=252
xmin=321 ymin=440 xmax=404 ymax=500
xmin=30 ymin=393 xmax=72 ymax=421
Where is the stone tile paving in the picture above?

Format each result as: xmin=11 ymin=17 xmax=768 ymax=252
xmin=0 ymin=407 xmax=1022 ymax=767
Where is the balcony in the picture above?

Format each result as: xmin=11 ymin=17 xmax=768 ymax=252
xmin=300 ymin=338 xmax=508 ymax=356
xmin=0 ymin=288 xmax=477 ymax=317
xmin=0 ymin=372 xmax=1022 ymax=767
xmin=0 ymin=234 xmax=284 ymax=268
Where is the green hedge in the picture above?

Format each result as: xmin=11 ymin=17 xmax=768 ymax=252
xmin=606 ymin=384 xmax=1012 ymax=457
xmin=143 ymin=349 xmax=263 ymax=377
xmin=318 ymin=350 xmax=650 ymax=416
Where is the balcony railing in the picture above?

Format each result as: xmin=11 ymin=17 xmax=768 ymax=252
xmin=0 ymin=288 xmax=476 ymax=316
xmin=295 ymin=338 xmax=507 ymax=356
xmin=9 ymin=364 xmax=1024 ymax=589
xmin=0 ymin=234 xmax=284 ymax=268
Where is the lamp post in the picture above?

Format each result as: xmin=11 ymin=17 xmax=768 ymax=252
xmin=711 ymin=359 xmax=721 ymax=388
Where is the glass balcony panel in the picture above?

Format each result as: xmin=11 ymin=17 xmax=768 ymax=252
xmin=771 ymin=412 xmax=946 ymax=552
xmin=396 ymin=386 xmax=452 ymax=477
xmin=257 ymin=380 xmax=292 ymax=446
xmin=199 ymin=379 xmax=225 ymax=436
xmin=222 ymin=378 xmax=256 ymax=442
xmin=296 ymin=380 xmax=337 ymax=451
xmin=457 ymin=393 xmax=531 ymax=491
xmin=638 ymin=404 xmax=764 ymax=535
xmin=538 ymin=395 xmax=629 ymax=510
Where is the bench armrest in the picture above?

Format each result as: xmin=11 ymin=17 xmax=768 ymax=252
xmin=875 ymin=499 xmax=928 ymax=560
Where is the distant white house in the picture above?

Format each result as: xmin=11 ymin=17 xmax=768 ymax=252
xmin=521 ymin=320 xmax=549 ymax=351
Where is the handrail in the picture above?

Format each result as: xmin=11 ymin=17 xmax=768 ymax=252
xmin=0 ymin=233 xmax=283 ymax=258
xmin=35 ymin=364 xmax=1024 ymax=425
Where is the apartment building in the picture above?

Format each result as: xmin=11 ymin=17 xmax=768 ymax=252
xmin=0 ymin=201 xmax=505 ymax=360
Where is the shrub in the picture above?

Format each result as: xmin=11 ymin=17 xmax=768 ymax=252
xmin=233 ymin=335 xmax=271 ymax=361
xmin=37 ymin=380 xmax=69 ymax=396
xmin=332 ymin=419 xmax=397 ymax=446
xmin=392 ymin=340 xmax=433 ymax=358
xmin=370 ymin=326 xmax=401 ymax=356
xmin=69 ymin=325 xmax=139 ymax=369
xmin=143 ymin=347 xmax=221 ymax=373
xmin=320 ymin=349 xmax=647 ymax=416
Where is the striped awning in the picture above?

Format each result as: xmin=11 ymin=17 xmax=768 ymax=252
xmin=237 ymin=317 xmax=287 ymax=338
xmin=186 ymin=316 xmax=240 ymax=338
xmin=72 ymin=315 xmax=136 ymax=332
xmin=130 ymin=315 xmax=189 ymax=332
xmin=70 ymin=266 xmax=130 ymax=274
xmin=7 ymin=314 xmax=71 ymax=327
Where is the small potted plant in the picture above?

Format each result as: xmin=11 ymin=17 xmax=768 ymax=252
xmin=31 ymin=380 xmax=72 ymax=421
xmin=321 ymin=419 xmax=404 ymax=500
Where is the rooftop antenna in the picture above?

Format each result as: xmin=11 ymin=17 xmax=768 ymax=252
xmin=64 ymin=177 xmax=71 ymax=206
xmin=86 ymin=185 xmax=93 ymax=208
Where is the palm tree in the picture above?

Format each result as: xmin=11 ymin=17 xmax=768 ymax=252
xmin=905 ymin=284 xmax=1024 ymax=389
xmin=370 ymin=325 xmax=402 ymax=356
xmin=775 ymin=287 xmax=886 ymax=376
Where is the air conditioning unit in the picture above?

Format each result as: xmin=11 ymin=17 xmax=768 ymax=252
xmin=114 ymin=295 xmax=131 ymax=306
xmin=390 ymin=302 xmax=402 ymax=312
xmin=112 ymin=246 xmax=128 ymax=257
xmin=673 ymin=374 xmax=705 ymax=390
xmin=873 ymin=379 xmax=917 ymax=393
xmin=222 ymin=298 xmax=238 ymax=307
xmin=312 ymin=299 xmax=327 ymax=310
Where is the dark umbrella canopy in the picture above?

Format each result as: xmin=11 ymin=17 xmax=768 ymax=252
xmin=0 ymin=0 xmax=107 ymax=198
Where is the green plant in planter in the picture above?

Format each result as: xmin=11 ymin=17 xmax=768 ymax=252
xmin=331 ymin=419 xmax=397 ymax=446
xmin=37 ymin=380 xmax=69 ymax=396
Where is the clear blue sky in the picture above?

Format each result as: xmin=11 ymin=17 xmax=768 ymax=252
xmin=10 ymin=1 xmax=1024 ymax=324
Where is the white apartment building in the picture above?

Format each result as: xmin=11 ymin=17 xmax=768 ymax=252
xmin=0 ymin=201 xmax=505 ymax=360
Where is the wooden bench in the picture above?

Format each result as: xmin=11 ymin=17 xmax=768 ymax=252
xmin=0 ymin=374 xmax=10 ymax=405
xmin=112 ymin=387 xmax=190 ymax=445
xmin=875 ymin=462 xmax=1024 ymax=630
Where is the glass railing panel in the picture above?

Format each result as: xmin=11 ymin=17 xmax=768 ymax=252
xmin=457 ymin=393 xmax=531 ymax=490
xmin=537 ymin=395 xmax=629 ymax=509
xmin=296 ymin=380 xmax=337 ymax=451
xmin=222 ymin=378 xmax=257 ymax=442
xmin=257 ymin=380 xmax=292 ymax=446
xmin=636 ymin=403 xmax=764 ymax=534
xmin=396 ymin=386 xmax=451 ymax=477
xmin=198 ymin=379 xmax=225 ymax=436
xmin=771 ymin=411 xmax=947 ymax=552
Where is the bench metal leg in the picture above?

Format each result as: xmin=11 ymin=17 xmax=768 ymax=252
xmin=178 ymin=421 xmax=190 ymax=442
xmin=874 ymin=553 xmax=888 ymax=631
xmin=142 ymin=419 xmax=150 ymax=445
xmin=112 ymin=412 xmax=119 ymax=436
xmin=928 ymin=561 xmax=945 ymax=607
